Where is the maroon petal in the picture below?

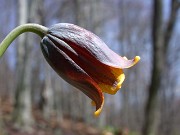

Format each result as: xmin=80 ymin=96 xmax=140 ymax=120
xmin=41 ymin=37 xmax=104 ymax=116
xmin=48 ymin=23 xmax=140 ymax=69
xmin=40 ymin=23 xmax=140 ymax=116
xmin=47 ymin=24 xmax=140 ymax=95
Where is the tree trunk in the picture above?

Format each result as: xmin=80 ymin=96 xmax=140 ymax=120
xmin=142 ymin=0 xmax=180 ymax=135
xmin=142 ymin=1 xmax=163 ymax=135
xmin=42 ymin=65 xmax=54 ymax=119
xmin=13 ymin=0 xmax=34 ymax=131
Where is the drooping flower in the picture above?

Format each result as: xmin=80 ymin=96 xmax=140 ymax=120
xmin=40 ymin=23 xmax=140 ymax=116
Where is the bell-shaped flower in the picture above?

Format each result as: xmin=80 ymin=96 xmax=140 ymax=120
xmin=40 ymin=23 xmax=140 ymax=116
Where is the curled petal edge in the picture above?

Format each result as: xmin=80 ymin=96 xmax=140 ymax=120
xmin=94 ymin=96 xmax=104 ymax=117
xmin=98 ymin=56 xmax=140 ymax=95
xmin=98 ymin=72 xmax=125 ymax=95
xmin=119 ymin=56 xmax=140 ymax=69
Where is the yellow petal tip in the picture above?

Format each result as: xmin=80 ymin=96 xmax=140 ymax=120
xmin=134 ymin=56 xmax=140 ymax=63
xmin=117 ymin=73 xmax=125 ymax=86
xmin=93 ymin=98 xmax=104 ymax=117
xmin=94 ymin=108 xmax=102 ymax=117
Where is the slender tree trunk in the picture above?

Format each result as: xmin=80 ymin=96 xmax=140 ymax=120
xmin=142 ymin=1 xmax=180 ymax=135
xmin=13 ymin=0 xmax=33 ymax=131
xmin=34 ymin=0 xmax=55 ymax=120
xmin=54 ymin=77 xmax=63 ymax=122
xmin=42 ymin=65 xmax=54 ymax=119
xmin=142 ymin=1 xmax=163 ymax=135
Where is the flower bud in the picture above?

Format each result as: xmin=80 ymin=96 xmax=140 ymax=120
xmin=41 ymin=23 xmax=140 ymax=116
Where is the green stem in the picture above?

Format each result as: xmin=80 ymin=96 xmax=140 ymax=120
xmin=0 ymin=23 xmax=48 ymax=58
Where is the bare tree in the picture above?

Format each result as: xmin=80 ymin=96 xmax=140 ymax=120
xmin=13 ymin=0 xmax=47 ymax=131
xmin=142 ymin=1 xmax=180 ymax=135
xmin=13 ymin=0 xmax=34 ymax=131
xmin=42 ymin=65 xmax=54 ymax=119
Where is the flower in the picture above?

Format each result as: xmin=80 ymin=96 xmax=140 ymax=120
xmin=40 ymin=23 xmax=140 ymax=116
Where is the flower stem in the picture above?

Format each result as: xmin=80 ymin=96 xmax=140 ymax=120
xmin=0 ymin=23 xmax=48 ymax=58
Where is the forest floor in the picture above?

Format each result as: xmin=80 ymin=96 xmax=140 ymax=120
xmin=0 ymin=97 xmax=119 ymax=135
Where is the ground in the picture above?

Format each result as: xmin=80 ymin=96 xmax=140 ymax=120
xmin=0 ymin=97 xmax=119 ymax=135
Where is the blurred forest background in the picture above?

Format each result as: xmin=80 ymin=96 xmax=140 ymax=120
xmin=0 ymin=0 xmax=180 ymax=135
